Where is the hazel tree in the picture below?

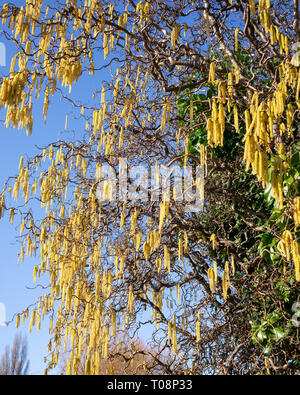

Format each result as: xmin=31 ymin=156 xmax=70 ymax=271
xmin=0 ymin=0 xmax=299 ymax=374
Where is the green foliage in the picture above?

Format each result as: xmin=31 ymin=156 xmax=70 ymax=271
xmin=176 ymin=66 xmax=299 ymax=373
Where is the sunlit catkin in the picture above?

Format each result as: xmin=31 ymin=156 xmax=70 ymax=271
xmin=208 ymin=267 xmax=215 ymax=293
xmin=196 ymin=312 xmax=201 ymax=342
xmin=235 ymin=28 xmax=239 ymax=52
xmin=222 ymin=261 xmax=230 ymax=301
xmin=294 ymin=197 xmax=300 ymax=227
xmin=210 ymin=233 xmax=216 ymax=250
xmin=234 ymin=104 xmax=239 ymax=132
xmin=208 ymin=62 xmax=215 ymax=83
xmin=164 ymin=245 xmax=171 ymax=274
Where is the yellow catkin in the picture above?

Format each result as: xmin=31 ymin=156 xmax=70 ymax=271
xmin=219 ymin=103 xmax=225 ymax=134
xmin=234 ymin=104 xmax=239 ymax=132
xmin=18 ymin=156 xmax=24 ymax=170
xmin=136 ymin=232 xmax=142 ymax=251
xmin=270 ymin=24 xmax=276 ymax=45
xmin=265 ymin=358 xmax=271 ymax=374
xmin=168 ymin=321 xmax=172 ymax=344
xmin=184 ymin=135 xmax=189 ymax=167
xmin=294 ymin=197 xmax=300 ymax=227
xmin=214 ymin=261 xmax=218 ymax=283
xmin=9 ymin=208 xmax=15 ymax=224
xmin=296 ymin=69 xmax=300 ymax=102
xmin=16 ymin=314 xmax=20 ymax=328
xmin=292 ymin=240 xmax=300 ymax=281
xmin=177 ymin=283 xmax=180 ymax=302
xmin=208 ymin=62 xmax=215 ymax=83
xmin=206 ymin=17 xmax=210 ymax=39
xmin=178 ymin=237 xmax=183 ymax=261
xmin=159 ymin=200 xmax=165 ymax=232
xmin=219 ymin=83 xmax=227 ymax=104
xmin=164 ymin=245 xmax=171 ymax=274
xmin=200 ymin=144 xmax=205 ymax=166
xmin=184 ymin=231 xmax=188 ymax=252
xmin=235 ymin=28 xmax=239 ymax=52
xmin=130 ymin=208 xmax=137 ymax=234
xmin=128 ymin=285 xmax=134 ymax=314
xmin=65 ymin=114 xmax=68 ymax=129
xmin=33 ymin=266 xmax=38 ymax=283
xmin=207 ymin=118 xmax=214 ymax=147
xmin=196 ymin=312 xmax=201 ymax=342
xmin=171 ymin=23 xmax=180 ymax=48
xmin=231 ymin=255 xmax=235 ymax=276
xmin=214 ymin=119 xmax=221 ymax=146
xmin=210 ymin=233 xmax=216 ymax=250
xmin=235 ymin=67 xmax=240 ymax=84
xmin=244 ymin=110 xmax=251 ymax=132
xmin=172 ymin=314 xmax=177 ymax=354
xmin=207 ymin=267 xmax=215 ymax=293
xmin=249 ymin=0 xmax=256 ymax=16
xmin=222 ymin=261 xmax=230 ymax=300
xmin=120 ymin=211 xmax=125 ymax=230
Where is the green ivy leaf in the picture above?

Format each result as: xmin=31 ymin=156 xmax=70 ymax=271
xmin=273 ymin=326 xmax=285 ymax=341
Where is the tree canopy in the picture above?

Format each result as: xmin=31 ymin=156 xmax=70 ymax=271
xmin=0 ymin=0 xmax=299 ymax=375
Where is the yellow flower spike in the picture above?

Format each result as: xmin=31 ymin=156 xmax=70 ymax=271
xmin=210 ymin=233 xmax=217 ymax=250
xmin=222 ymin=261 xmax=230 ymax=301
xmin=219 ymin=103 xmax=225 ymax=134
xmin=292 ymin=241 xmax=300 ymax=281
xmin=9 ymin=208 xmax=15 ymax=224
xmin=207 ymin=118 xmax=214 ymax=146
xmin=196 ymin=312 xmax=201 ymax=342
xmin=65 ymin=114 xmax=68 ymax=129
xmin=234 ymin=104 xmax=239 ymax=132
xmin=159 ymin=200 xmax=166 ymax=232
xmin=136 ymin=232 xmax=142 ymax=251
xmin=214 ymin=261 xmax=218 ymax=283
xmin=249 ymin=0 xmax=256 ymax=16
xmin=294 ymin=197 xmax=300 ymax=227
xmin=16 ymin=314 xmax=20 ymax=328
xmin=234 ymin=28 xmax=239 ymax=52
xmin=59 ymin=204 xmax=65 ymax=218
xmin=207 ymin=267 xmax=215 ymax=293
xmin=178 ymin=237 xmax=183 ymax=261
xmin=164 ymin=245 xmax=171 ymax=274
xmin=184 ymin=231 xmax=188 ymax=252
xmin=270 ymin=24 xmax=276 ymax=45
xmin=231 ymin=255 xmax=235 ymax=276
xmin=208 ymin=62 xmax=215 ymax=83
xmin=18 ymin=155 xmax=24 ymax=170
xmin=265 ymin=358 xmax=271 ymax=374
xmin=143 ymin=241 xmax=150 ymax=260
xmin=168 ymin=321 xmax=172 ymax=344
xmin=190 ymin=99 xmax=194 ymax=123
xmin=120 ymin=211 xmax=124 ymax=230
xmin=172 ymin=314 xmax=178 ymax=354
xmin=33 ymin=265 xmax=38 ymax=283
xmin=244 ymin=109 xmax=251 ymax=132
xmin=177 ymin=283 xmax=180 ymax=303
